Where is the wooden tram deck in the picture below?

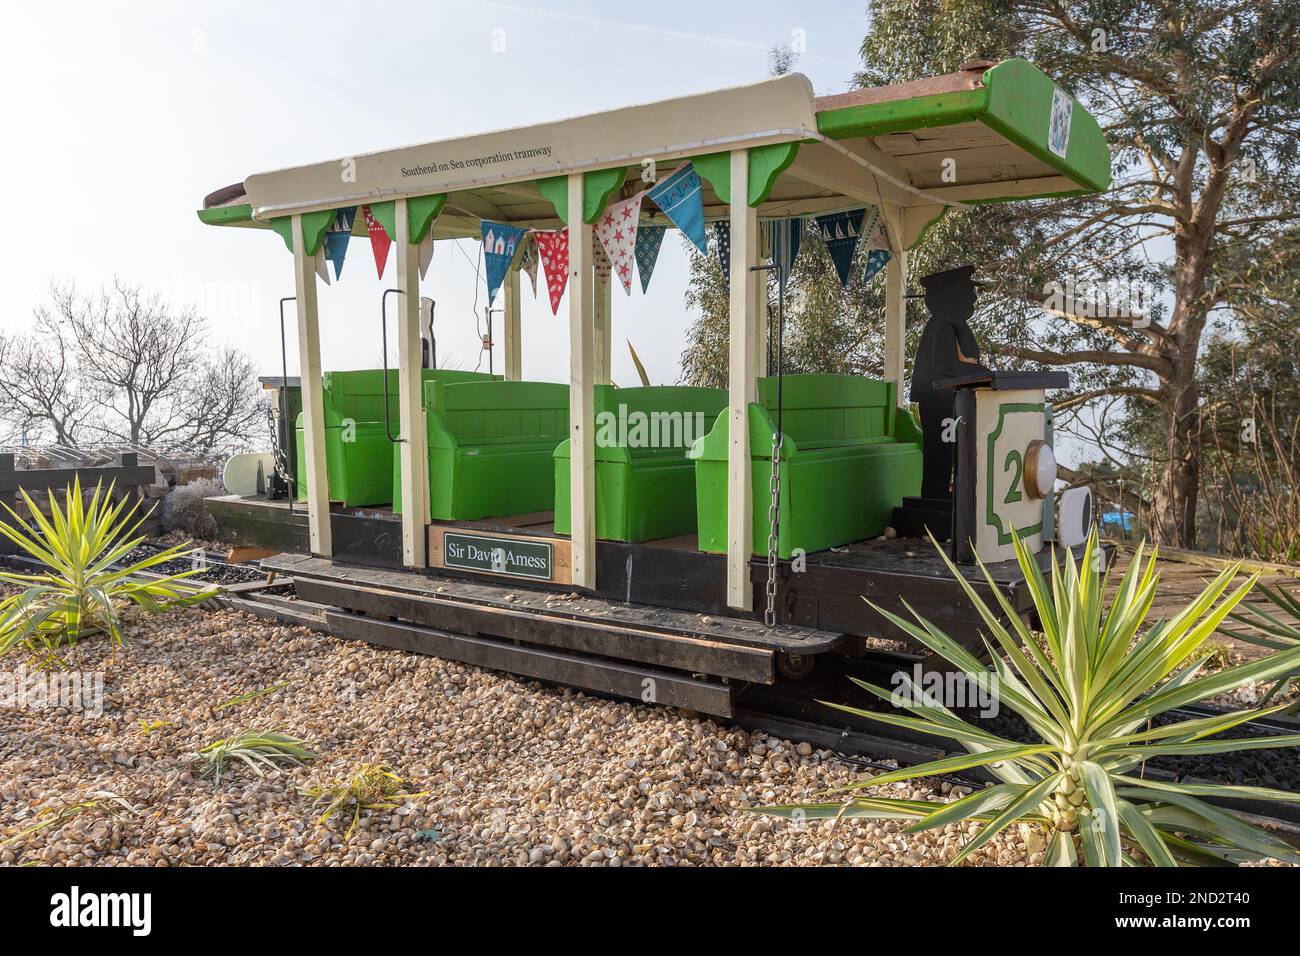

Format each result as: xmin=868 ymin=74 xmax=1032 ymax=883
xmin=260 ymin=551 xmax=844 ymax=718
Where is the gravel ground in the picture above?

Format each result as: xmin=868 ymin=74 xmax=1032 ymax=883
xmin=0 ymin=605 xmax=1036 ymax=867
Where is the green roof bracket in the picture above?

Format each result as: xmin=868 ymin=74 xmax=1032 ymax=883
xmin=537 ymin=168 xmax=628 ymax=225
xmin=692 ymin=144 xmax=797 ymax=207
xmin=692 ymin=152 xmax=730 ymax=205
xmin=748 ymin=142 xmax=799 ymax=206
xmin=583 ymin=167 xmax=627 ymax=223
xmin=269 ymin=209 xmax=336 ymax=256
xmin=367 ymin=200 xmax=398 ymax=241
xmin=537 ymin=176 xmax=569 ymax=224
xmin=407 ymin=194 xmax=447 ymax=243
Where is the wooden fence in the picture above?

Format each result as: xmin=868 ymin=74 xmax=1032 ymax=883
xmin=0 ymin=452 xmax=159 ymax=555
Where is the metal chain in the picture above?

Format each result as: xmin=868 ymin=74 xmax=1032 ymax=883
xmin=765 ymin=431 xmax=782 ymax=627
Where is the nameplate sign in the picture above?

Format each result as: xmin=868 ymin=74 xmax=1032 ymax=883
xmin=428 ymin=526 xmax=572 ymax=585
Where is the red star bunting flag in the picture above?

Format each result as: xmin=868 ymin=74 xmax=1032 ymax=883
xmin=533 ymin=229 xmax=569 ymax=315
xmin=594 ymin=194 xmax=642 ymax=294
xmin=362 ymin=205 xmax=392 ymax=279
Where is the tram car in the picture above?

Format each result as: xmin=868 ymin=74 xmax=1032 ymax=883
xmin=203 ymin=59 xmax=1107 ymax=714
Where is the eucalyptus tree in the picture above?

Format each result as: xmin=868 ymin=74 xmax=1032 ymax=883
xmin=858 ymin=0 xmax=1300 ymax=548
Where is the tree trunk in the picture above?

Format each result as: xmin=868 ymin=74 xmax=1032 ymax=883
xmin=1150 ymin=378 xmax=1201 ymax=548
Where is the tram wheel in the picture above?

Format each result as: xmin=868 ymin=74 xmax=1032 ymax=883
xmin=777 ymin=652 xmax=817 ymax=681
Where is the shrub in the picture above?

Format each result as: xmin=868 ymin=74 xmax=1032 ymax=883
xmin=0 ymin=478 xmax=216 ymax=654
xmin=161 ymin=477 xmax=225 ymax=540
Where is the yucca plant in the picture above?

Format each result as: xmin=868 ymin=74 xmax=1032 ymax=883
xmin=190 ymin=729 xmax=317 ymax=783
xmin=1220 ymin=581 xmax=1300 ymax=704
xmin=762 ymin=528 xmax=1300 ymax=866
xmin=301 ymin=764 xmax=428 ymax=839
xmin=0 ymin=477 xmax=216 ymax=654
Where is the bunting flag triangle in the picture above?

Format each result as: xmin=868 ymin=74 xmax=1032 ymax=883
xmin=634 ymin=224 xmax=666 ymax=293
xmin=763 ymin=217 xmax=803 ymax=282
xmin=481 ymin=221 xmax=527 ymax=306
xmin=534 ymin=229 xmax=569 ymax=315
xmin=418 ymin=230 xmax=434 ymax=280
xmin=646 ymin=163 xmax=706 ymax=255
xmin=362 ymin=205 xmax=392 ymax=279
xmin=324 ymin=207 xmax=357 ymax=280
xmin=814 ymin=207 xmax=866 ymax=287
xmin=712 ymin=221 xmax=730 ymax=274
xmin=861 ymin=207 xmax=891 ymax=283
xmin=863 ymin=249 xmax=892 ymax=283
xmin=314 ymin=248 xmax=331 ymax=285
xmin=518 ymin=233 xmax=539 ymax=297
xmin=594 ymin=193 xmax=642 ymax=294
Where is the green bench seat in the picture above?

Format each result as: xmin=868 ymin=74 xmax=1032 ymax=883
xmin=554 ymin=385 xmax=726 ymax=542
xmin=393 ymin=379 xmax=568 ymax=520
xmin=689 ymin=373 xmax=922 ymax=558
xmin=295 ymin=368 xmax=497 ymax=507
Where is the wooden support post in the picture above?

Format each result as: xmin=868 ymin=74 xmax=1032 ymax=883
xmin=884 ymin=209 xmax=908 ymax=398
xmin=503 ymin=267 xmax=522 ymax=381
xmin=594 ymin=266 xmax=612 ymax=385
xmin=567 ymin=175 xmax=596 ymax=590
xmin=395 ymin=199 xmax=429 ymax=567
xmin=292 ymin=213 xmax=332 ymax=557
xmin=727 ymin=149 xmax=758 ymax=612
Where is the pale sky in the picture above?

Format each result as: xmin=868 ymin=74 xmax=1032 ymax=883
xmin=2 ymin=1 xmax=867 ymax=388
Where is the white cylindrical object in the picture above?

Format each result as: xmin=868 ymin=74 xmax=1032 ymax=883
xmin=1058 ymin=486 xmax=1094 ymax=548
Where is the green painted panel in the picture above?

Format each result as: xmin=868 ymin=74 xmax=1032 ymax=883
xmin=816 ymin=88 xmax=986 ymax=141
xmin=270 ymin=218 xmax=293 ymax=252
xmin=979 ymin=59 xmax=1110 ymax=192
xmin=295 ymin=422 xmax=393 ymax=507
xmin=197 ymin=203 xmax=253 ymax=226
xmin=407 ymin=194 xmax=447 ymax=243
xmin=815 ymin=58 xmax=1111 ymax=195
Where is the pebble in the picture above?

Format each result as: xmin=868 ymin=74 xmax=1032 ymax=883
xmin=0 ymin=603 xmax=1045 ymax=867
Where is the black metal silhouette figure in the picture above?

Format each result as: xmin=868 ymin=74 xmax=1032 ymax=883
xmin=909 ymin=265 xmax=989 ymax=500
